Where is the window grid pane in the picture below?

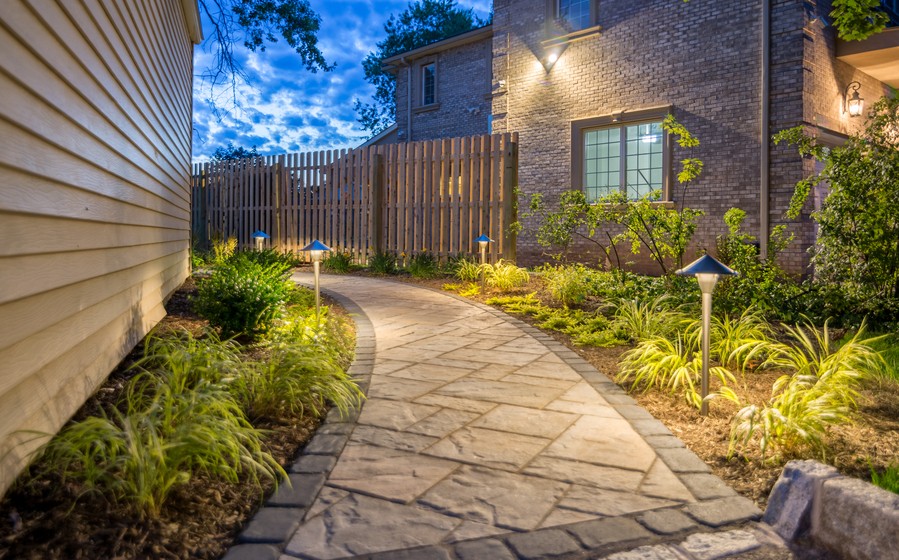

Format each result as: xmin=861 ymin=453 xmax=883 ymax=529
xmin=624 ymin=122 xmax=663 ymax=199
xmin=422 ymin=64 xmax=436 ymax=105
xmin=583 ymin=128 xmax=619 ymax=201
xmin=582 ymin=121 xmax=663 ymax=202
xmin=559 ymin=0 xmax=591 ymax=30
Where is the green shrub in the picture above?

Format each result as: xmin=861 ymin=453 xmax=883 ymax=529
xmin=36 ymin=371 xmax=283 ymax=518
xmin=194 ymin=259 xmax=293 ymax=339
xmin=618 ymin=334 xmax=735 ymax=409
xmin=135 ymin=328 xmax=243 ymax=388
xmin=212 ymin=237 xmax=237 ymax=264
xmin=729 ymin=321 xmax=883 ymax=459
xmin=368 ymin=252 xmax=397 ymax=275
xmin=483 ymin=260 xmax=530 ymax=292
xmin=858 ymin=332 xmax=899 ymax=383
xmin=322 ymin=251 xmax=354 ymax=273
xmin=228 ymin=248 xmax=297 ymax=268
xmin=540 ymin=264 xmax=593 ymax=307
xmin=407 ymin=252 xmax=440 ymax=278
xmin=710 ymin=307 xmax=774 ymax=372
xmin=611 ymin=295 xmax=688 ymax=342
xmin=452 ymin=257 xmax=482 ymax=282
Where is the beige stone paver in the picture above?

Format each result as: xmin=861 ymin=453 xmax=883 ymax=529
xmin=278 ymin=273 xmax=756 ymax=560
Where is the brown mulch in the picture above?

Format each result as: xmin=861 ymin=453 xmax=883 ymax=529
xmin=371 ymin=271 xmax=899 ymax=510
xmin=0 ymin=277 xmax=353 ymax=560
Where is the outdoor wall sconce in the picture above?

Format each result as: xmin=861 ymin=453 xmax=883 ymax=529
xmin=676 ymin=254 xmax=738 ymax=417
xmin=845 ymin=81 xmax=864 ymax=118
xmin=474 ymin=234 xmax=493 ymax=286
xmin=301 ymin=239 xmax=331 ymax=319
xmin=252 ymin=230 xmax=269 ymax=251
xmin=540 ymin=47 xmax=564 ymax=72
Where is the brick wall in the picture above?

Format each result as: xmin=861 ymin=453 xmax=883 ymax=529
xmin=394 ymin=38 xmax=493 ymax=142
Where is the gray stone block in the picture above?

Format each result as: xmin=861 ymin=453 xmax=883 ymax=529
xmin=454 ymin=538 xmax=518 ymax=560
xmin=603 ymin=393 xmax=639 ymax=405
xmin=643 ymin=435 xmax=686 ymax=449
xmin=326 ymin=406 xmax=360 ymax=423
xmin=238 ymin=507 xmax=305 ymax=543
xmin=566 ymin=517 xmax=653 ymax=548
xmin=304 ymin=434 xmax=348 ymax=455
xmin=685 ymin=496 xmax=761 ymax=527
xmin=679 ymin=473 xmax=738 ymax=500
xmin=290 ymin=454 xmax=337 ymax=474
xmin=655 ymin=447 xmax=711 ymax=473
xmin=220 ymin=544 xmax=280 ymax=560
xmin=637 ymin=508 xmax=698 ymax=535
xmin=816 ymin=476 xmax=899 ymax=560
xmin=631 ymin=419 xmax=673 ymax=437
xmin=506 ymin=529 xmax=582 ymax=559
xmin=604 ymin=545 xmax=682 ymax=560
xmin=613 ymin=405 xmax=654 ymax=421
xmin=267 ymin=473 xmax=325 ymax=507
xmin=316 ymin=422 xmax=354 ymax=435
xmin=762 ymin=460 xmax=840 ymax=541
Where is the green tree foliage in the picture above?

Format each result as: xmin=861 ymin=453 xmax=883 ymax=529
xmin=198 ymin=0 xmax=333 ymax=110
xmin=211 ymin=142 xmax=259 ymax=161
xmin=774 ymin=96 xmax=899 ymax=323
xmin=829 ymin=0 xmax=890 ymax=41
xmin=528 ymin=115 xmax=704 ymax=275
xmin=354 ymin=0 xmax=487 ymax=134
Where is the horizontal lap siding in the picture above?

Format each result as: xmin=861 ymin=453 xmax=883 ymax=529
xmin=0 ymin=0 xmax=194 ymax=495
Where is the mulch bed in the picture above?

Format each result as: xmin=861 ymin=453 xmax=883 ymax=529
xmin=0 ymin=277 xmax=352 ymax=560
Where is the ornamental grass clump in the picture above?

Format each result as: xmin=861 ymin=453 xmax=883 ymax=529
xmin=540 ymin=264 xmax=594 ymax=307
xmin=611 ymin=295 xmax=688 ymax=342
xmin=368 ymin=252 xmax=397 ymax=275
xmin=407 ymin=252 xmax=440 ymax=278
xmin=452 ymin=257 xmax=481 ymax=282
xmin=194 ymin=258 xmax=294 ymax=339
xmin=322 ymin=251 xmax=354 ymax=273
xmin=728 ymin=320 xmax=884 ymax=459
xmin=482 ymin=259 xmax=530 ymax=292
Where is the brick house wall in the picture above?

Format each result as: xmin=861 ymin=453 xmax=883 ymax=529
xmin=388 ymin=0 xmax=894 ymax=274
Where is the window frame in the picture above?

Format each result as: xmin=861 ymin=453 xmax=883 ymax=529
xmin=552 ymin=0 xmax=598 ymax=32
xmin=420 ymin=62 xmax=437 ymax=107
xmin=570 ymin=107 xmax=673 ymax=202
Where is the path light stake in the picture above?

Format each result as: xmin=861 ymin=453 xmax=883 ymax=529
xmin=474 ymin=234 xmax=493 ymax=288
xmin=252 ymin=230 xmax=269 ymax=251
xmin=301 ymin=240 xmax=331 ymax=320
xmin=676 ymin=254 xmax=738 ymax=416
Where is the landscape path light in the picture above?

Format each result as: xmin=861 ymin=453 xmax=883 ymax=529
xmin=252 ymin=230 xmax=269 ymax=251
xmin=301 ymin=240 xmax=331 ymax=319
xmin=474 ymin=234 xmax=493 ymax=287
xmin=675 ymin=254 xmax=738 ymax=417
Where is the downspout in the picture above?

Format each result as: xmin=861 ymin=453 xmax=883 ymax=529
xmin=402 ymin=56 xmax=412 ymax=141
xmin=760 ymin=0 xmax=770 ymax=260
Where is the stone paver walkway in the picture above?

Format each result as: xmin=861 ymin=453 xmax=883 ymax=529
xmin=224 ymin=274 xmax=782 ymax=560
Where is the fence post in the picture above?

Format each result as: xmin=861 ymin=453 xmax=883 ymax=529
xmin=502 ymin=137 xmax=518 ymax=263
xmin=194 ymin=164 xmax=209 ymax=251
xmin=370 ymin=152 xmax=384 ymax=254
xmin=274 ymin=155 xmax=284 ymax=249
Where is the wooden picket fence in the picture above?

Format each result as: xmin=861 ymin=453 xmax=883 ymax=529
xmin=191 ymin=133 xmax=518 ymax=263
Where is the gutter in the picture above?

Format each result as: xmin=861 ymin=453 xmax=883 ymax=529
xmin=403 ymin=57 xmax=412 ymax=141
xmin=760 ymin=0 xmax=770 ymax=260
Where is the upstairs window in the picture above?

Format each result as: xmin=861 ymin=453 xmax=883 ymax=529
xmin=422 ymin=63 xmax=436 ymax=106
xmin=558 ymin=0 xmax=594 ymax=31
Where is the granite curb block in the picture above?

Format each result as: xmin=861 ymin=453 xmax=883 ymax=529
xmin=222 ymin=283 xmax=376 ymax=560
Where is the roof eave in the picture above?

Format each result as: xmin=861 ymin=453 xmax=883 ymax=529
xmin=382 ymin=25 xmax=493 ymax=71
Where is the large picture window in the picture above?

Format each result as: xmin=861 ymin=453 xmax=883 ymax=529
xmin=421 ymin=63 xmax=436 ymax=106
xmin=571 ymin=110 xmax=671 ymax=202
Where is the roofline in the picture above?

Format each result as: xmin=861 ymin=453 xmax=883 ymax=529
xmin=382 ymin=24 xmax=493 ymax=69
xmin=358 ymin=124 xmax=398 ymax=148
xmin=181 ymin=0 xmax=203 ymax=44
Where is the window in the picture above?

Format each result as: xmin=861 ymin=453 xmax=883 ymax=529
xmin=557 ymin=0 xmax=594 ymax=31
xmin=572 ymin=111 xmax=670 ymax=202
xmin=421 ymin=63 xmax=436 ymax=106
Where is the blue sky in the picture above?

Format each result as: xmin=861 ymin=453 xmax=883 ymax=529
xmin=192 ymin=0 xmax=492 ymax=162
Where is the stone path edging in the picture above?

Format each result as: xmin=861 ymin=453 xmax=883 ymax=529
xmin=223 ymin=274 xmax=769 ymax=560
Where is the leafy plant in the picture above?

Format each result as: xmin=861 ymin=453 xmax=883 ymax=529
xmin=35 ymin=370 xmax=283 ymax=518
xmin=458 ymin=283 xmax=481 ymax=297
xmin=482 ymin=259 xmax=530 ymax=292
xmin=368 ymin=252 xmax=397 ymax=275
xmin=212 ymin=237 xmax=238 ymax=264
xmin=452 ymin=257 xmax=482 ymax=282
xmin=611 ymin=295 xmax=688 ymax=342
xmin=729 ymin=321 xmax=883 ymax=458
xmin=323 ymin=251 xmax=354 ymax=273
xmin=617 ymin=334 xmax=735 ymax=409
xmin=194 ymin=259 xmax=293 ymax=339
xmin=407 ymin=251 xmax=440 ymax=278
xmin=710 ymin=307 xmax=775 ymax=372
xmin=872 ymin=464 xmax=899 ymax=494
xmin=229 ymin=248 xmax=297 ymax=268
xmin=135 ymin=328 xmax=243 ymax=388
xmin=540 ymin=263 xmax=593 ymax=307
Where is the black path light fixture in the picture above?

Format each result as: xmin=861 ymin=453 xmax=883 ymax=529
xmin=474 ymin=234 xmax=493 ymax=286
xmin=301 ymin=240 xmax=331 ymax=319
xmin=675 ymin=254 xmax=738 ymax=417
xmin=845 ymin=81 xmax=864 ymax=117
xmin=252 ymin=230 xmax=269 ymax=251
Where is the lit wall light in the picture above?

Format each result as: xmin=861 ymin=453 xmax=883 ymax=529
xmin=845 ymin=81 xmax=864 ymax=118
xmin=541 ymin=48 xmax=562 ymax=72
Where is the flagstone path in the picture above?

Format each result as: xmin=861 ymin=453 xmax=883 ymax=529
xmin=223 ymin=274 xmax=791 ymax=560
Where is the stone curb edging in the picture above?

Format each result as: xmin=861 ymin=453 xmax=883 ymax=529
xmin=765 ymin=460 xmax=899 ymax=560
